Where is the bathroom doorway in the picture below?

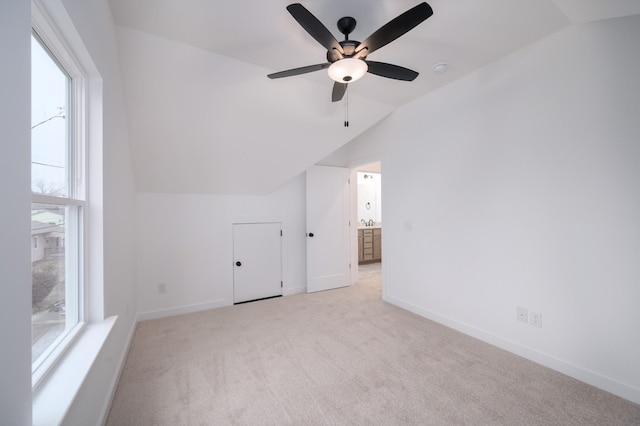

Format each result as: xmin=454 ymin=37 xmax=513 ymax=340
xmin=352 ymin=161 xmax=382 ymax=290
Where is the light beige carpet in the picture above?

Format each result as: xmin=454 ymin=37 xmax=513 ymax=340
xmin=107 ymin=263 xmax=640 ymax=425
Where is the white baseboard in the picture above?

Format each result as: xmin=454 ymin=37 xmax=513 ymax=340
xmin=284 ymin=286 xmax=306 ymax=296
xmin=384 ymin=295 xmax=640 ymax=405
xmin=137 ymin=290 xmax=309 ymax=321
xmin=137 ymin=298 xmax=230 ymax=322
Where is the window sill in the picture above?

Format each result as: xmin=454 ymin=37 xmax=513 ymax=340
xmin=32 ymin=315 xmax=117 ymax=426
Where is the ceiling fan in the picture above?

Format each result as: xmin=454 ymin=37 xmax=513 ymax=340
xmin=268 ymin=2 xmax=434 ymax=102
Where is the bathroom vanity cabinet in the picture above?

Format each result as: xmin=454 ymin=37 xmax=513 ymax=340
xmin=358 ymin=227 xmax=381 ymax=264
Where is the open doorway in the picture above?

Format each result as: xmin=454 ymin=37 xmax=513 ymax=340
xmin=351 ymin=162 xmax=382 ymax=292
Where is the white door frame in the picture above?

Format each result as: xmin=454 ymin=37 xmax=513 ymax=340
xmin=349 ymin=161 xmax=383 ymax=288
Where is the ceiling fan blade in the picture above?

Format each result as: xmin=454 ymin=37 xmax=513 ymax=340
xmin=366 ymin=61 xmax=419 ymax=81
xmin=267 ymin=63 xmax=330 ymax=79
xmin=332 ymin=82 xmax=347 ymax=102
xmin=355 ymin=2 xmax=433 ymax=56
xmin=287 ymin=3 xmax=344 ymax=55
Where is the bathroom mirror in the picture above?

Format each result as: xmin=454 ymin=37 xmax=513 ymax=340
xmin=357 ymin=172 xmax=381 ymax=225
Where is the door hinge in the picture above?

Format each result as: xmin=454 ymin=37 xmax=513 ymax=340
xmin=280 ymin=230 xmax=283 ymax=237
xmin=349 ymin=263 xmax=351 ymax=269
xmin=281 ymin=281 xmax=283 ymax=288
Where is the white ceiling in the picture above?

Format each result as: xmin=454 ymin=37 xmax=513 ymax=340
xmin=107 ymin=0 xmax=640 ymax=194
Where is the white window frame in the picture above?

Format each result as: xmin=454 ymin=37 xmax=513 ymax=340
xmin=31 ymin=4 xmax=89 ymax=387
xmin=31 ymin=2 xmax=110 ymax=421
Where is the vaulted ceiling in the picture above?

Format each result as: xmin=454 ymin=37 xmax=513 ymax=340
xmin=108 ymin=0 xmax=640 ymax=194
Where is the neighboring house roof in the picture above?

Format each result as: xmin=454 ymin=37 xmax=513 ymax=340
xmin=31 ymin=210 xmax=64 ymax=225
xmin=31 ymin=220 xmax=64 ymax=236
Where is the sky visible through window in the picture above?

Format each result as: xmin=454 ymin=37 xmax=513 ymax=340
xmin=31 ymin=35 xmax=69 ymax=197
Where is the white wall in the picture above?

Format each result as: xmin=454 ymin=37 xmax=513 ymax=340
xmin=137 ymin=174 xmax=307 ymax=319
xmin=329 ymin=15 xmax=640 ymax=404
xmin=0 ymin=1 xmax=33 ymax=424
xmin=58 ymin=1 xmax=138 ymax=424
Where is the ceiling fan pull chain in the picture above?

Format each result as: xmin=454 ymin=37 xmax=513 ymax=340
xmin=344 ymin=86 xmax=349 ymax=127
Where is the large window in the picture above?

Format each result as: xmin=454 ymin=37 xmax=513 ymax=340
xmin=31 ymin=30 xmax=86 ymax=381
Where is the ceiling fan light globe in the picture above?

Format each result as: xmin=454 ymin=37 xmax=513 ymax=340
xmin=328 ymin=58 xmax=368 ymax=83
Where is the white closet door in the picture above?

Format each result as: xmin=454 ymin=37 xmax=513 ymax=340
xmin=233 ymin=222 xmax=282 ymax=303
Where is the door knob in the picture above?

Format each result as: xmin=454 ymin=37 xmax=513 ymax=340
xmin=235 ymin=261 xmax=242 ymax=267
xmin=307 ymin=233 xmax=314 ymax=238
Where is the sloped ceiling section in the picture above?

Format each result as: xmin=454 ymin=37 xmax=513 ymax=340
xmin=551 ymin=0 xmax=640 ymax=24
xmin=109 ymin=0 xmax=640 ymax=195
xmin=117 ymin=27 xmax=394 ymax=194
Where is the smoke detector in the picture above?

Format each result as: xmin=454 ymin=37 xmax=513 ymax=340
xmin=433 ymin=62 xmax=448 ymax=74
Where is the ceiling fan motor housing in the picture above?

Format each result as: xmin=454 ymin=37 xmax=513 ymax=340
xmin=327 ymin=40 xmax=362 ymax=62
xmin=326 ymin=16 xmax=365 ymax=63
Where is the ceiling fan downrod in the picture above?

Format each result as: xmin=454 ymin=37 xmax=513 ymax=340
xmin=337 ymin=16 xmax=357 ymax=41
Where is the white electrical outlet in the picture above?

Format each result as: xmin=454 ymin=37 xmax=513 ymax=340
xmin=529 ymin=311 xmax=542 ymax=328
xmin=517 ymin=307 xmax=528 ymax=323
xmin=158 ymin=283 xmax=167 ymax=294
